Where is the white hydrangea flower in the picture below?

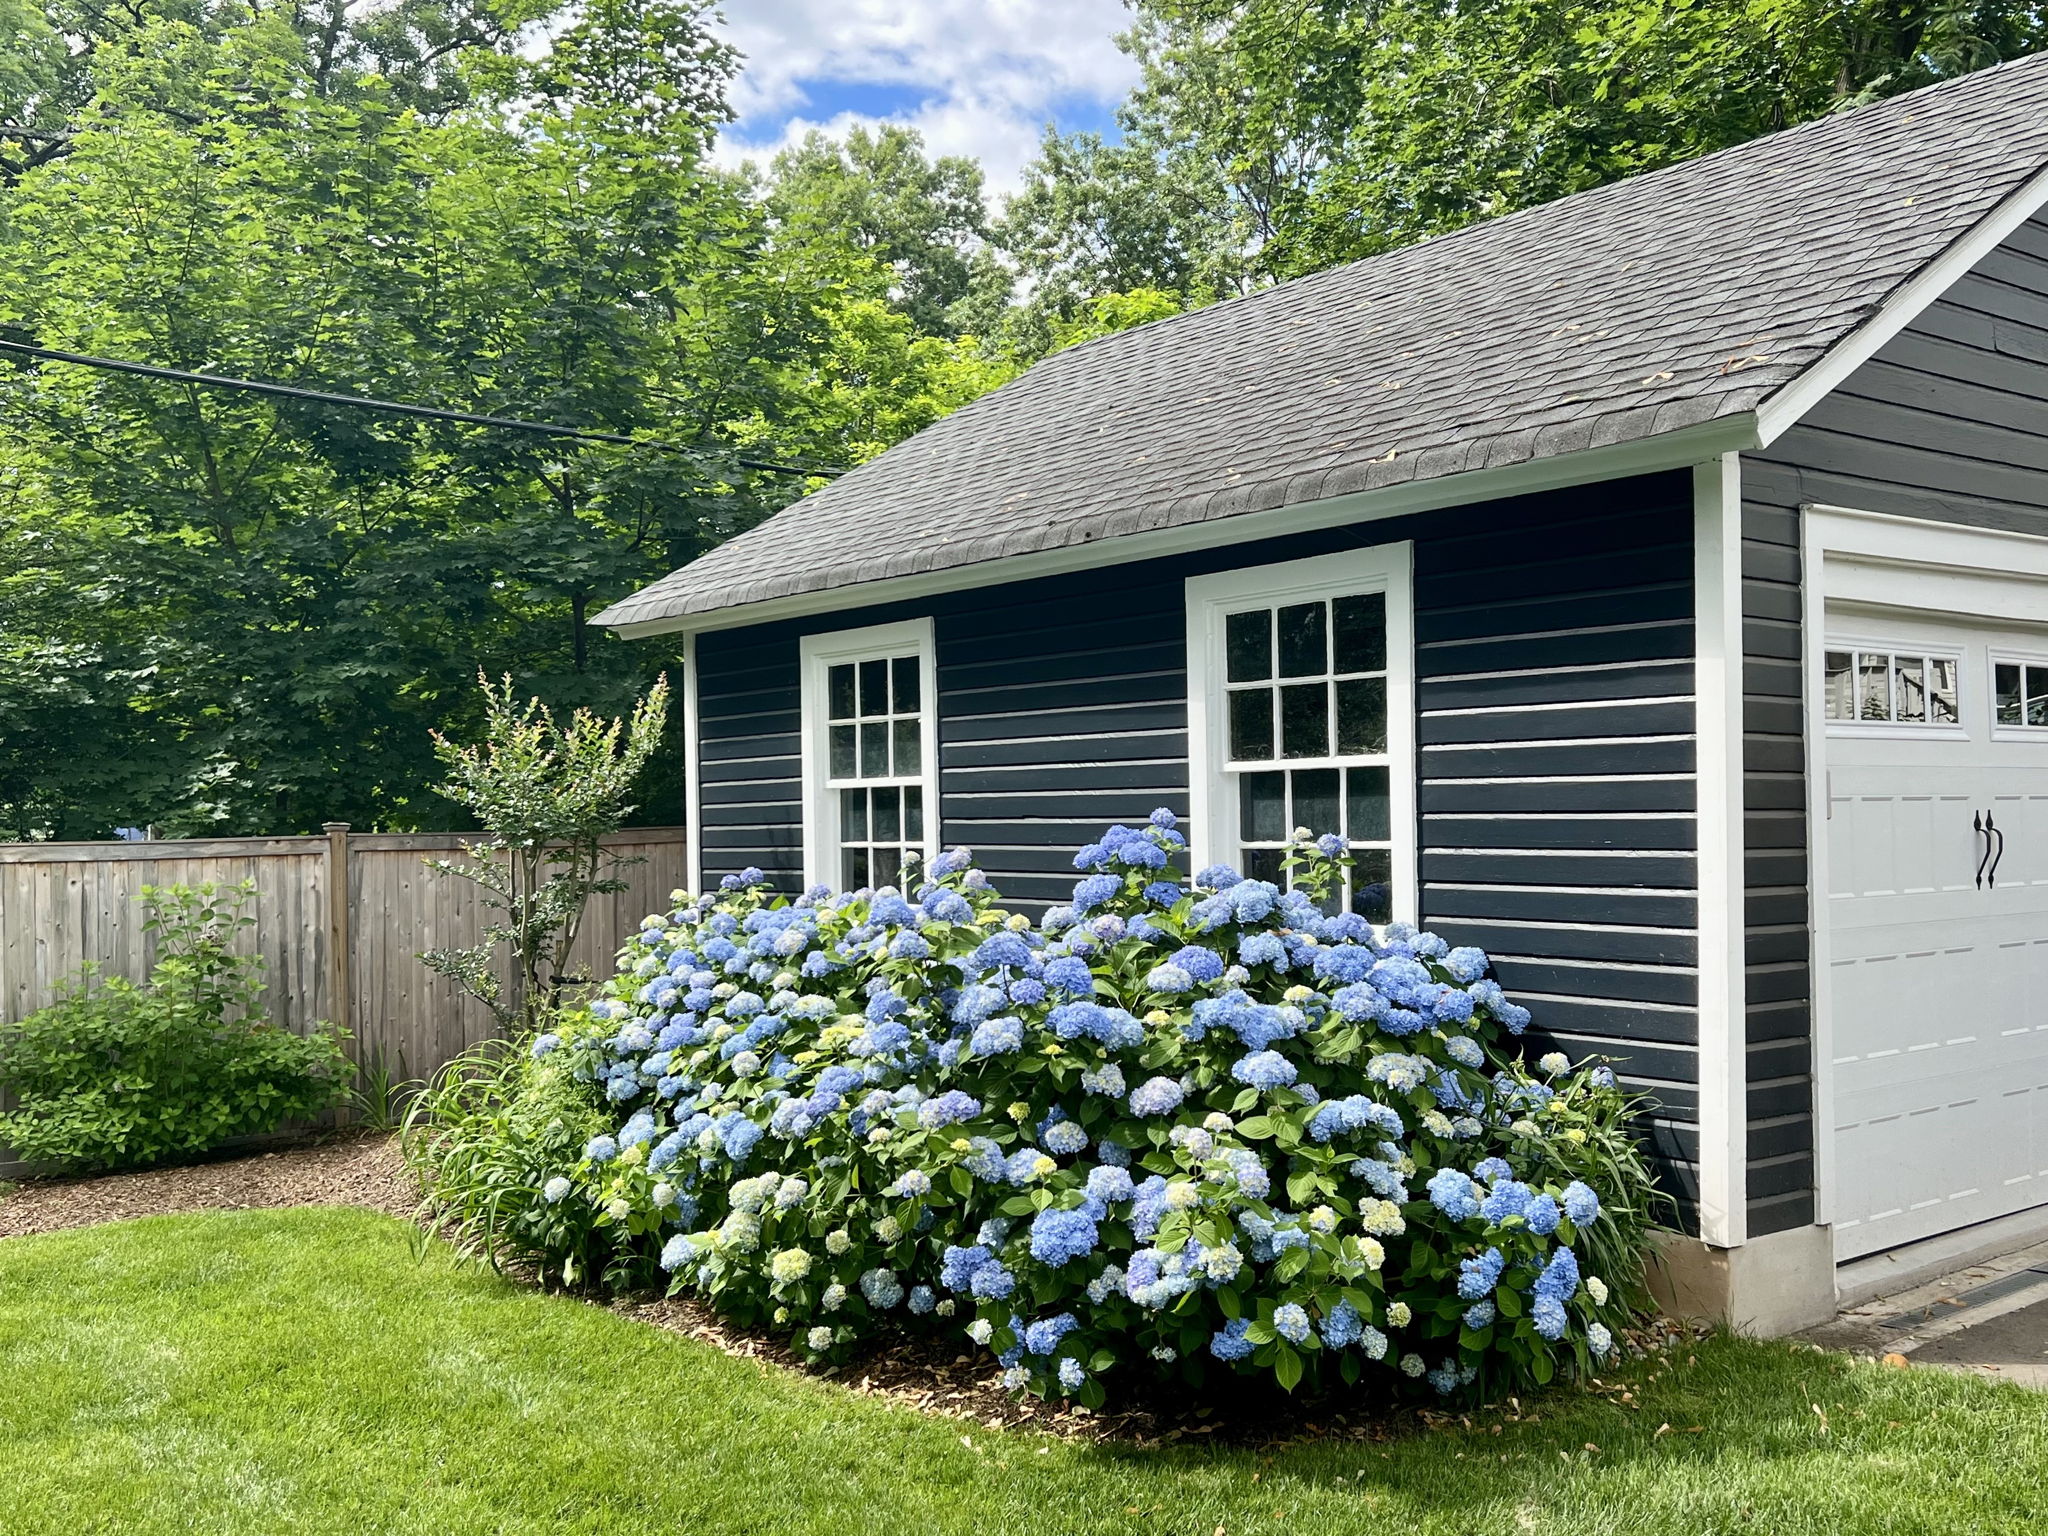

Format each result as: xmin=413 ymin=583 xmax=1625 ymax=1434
xmin=967 ymin=1319 xmax=994 ymax=1346
xmin=1538 ymin=1051 xmax=1572 ymax=1075
xmin=1399 ymin=1353 xmax=1426 ymax=1377
xmin=1387 ymin=1302 xmax=1412 ymax=1328
xmin=1587 ymin=1276 xmax=1610 ymax=1306
xmin=806 ymin=1326 xmax=834 ymax=1353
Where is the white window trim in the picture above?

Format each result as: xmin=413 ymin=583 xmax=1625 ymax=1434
xmin=1989 ymin=648 xmax=2048 ymax=741
xmin=1820 ymin=633 xmax=1970 ymax=741
xmin=798 ymin=617 xmax=938 ymax=891
xmin=1184 ymin=544 xmax=1417 ymax=922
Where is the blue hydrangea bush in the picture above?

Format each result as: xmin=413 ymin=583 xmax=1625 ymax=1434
xmin=485 ymin=814 xmax=1662 ymax=1406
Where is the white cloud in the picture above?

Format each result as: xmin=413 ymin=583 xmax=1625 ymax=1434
xmin=711 ymin=0 xmax=1139 ymax=197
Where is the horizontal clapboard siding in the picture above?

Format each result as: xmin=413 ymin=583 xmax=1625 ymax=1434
xmin=690 ymin=470 xmax=1702 ymax=1221
xmin=1738 ymin=213 xmax=2048 ymax=1238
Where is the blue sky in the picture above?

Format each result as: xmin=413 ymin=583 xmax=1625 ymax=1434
xmin=711 ymin=1 xmax=1138 ymax=196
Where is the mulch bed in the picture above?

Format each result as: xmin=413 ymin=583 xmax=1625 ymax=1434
xmin=0 ymin=1130 xmax=414 ymax=1240
xmin=1 ymin=1134 xmax=1703 ymax=1445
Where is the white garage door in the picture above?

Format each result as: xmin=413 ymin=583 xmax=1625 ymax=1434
xmin=1827 ymin=608 xmax=2048 ymax=1261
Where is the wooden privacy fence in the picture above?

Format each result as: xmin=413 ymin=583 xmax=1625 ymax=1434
xmin=0 ymin=826 xmax=689 ymax=1175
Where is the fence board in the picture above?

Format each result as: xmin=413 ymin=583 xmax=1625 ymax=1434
xmin=0 ymin=827 xmax=688 ymax=1176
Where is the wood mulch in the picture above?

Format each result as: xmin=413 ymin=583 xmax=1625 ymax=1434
xmin=0 ymin=1130 xmax=414 ymax=1240
xmin=1 ymin=1134 xmax=1703 ymax=1446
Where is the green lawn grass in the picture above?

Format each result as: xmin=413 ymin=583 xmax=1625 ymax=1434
xmin=2 ymin=1206 xmax=2044 ymax=1535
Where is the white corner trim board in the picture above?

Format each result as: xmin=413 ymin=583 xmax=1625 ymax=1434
xmin=1754 ymin=162 xmax=2048 ymax=447
xmin=1692 ymin=454 xmax=1748 ymax=1250
xmin=606 ymin=417 xmax=1759 ymax=640
xmin=682 ymin=632 xmax=704 ymax=898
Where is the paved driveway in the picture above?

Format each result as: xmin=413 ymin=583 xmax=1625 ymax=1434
xmin=1807 ymin=1239 xmax=2048 ymax=1388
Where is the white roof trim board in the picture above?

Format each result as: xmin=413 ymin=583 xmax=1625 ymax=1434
xmin=599 ymin=54 xmax=2048 ymax=637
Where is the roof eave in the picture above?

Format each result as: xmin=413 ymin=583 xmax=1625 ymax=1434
xmin=596 ymin=412 xmax=1763 ymax=639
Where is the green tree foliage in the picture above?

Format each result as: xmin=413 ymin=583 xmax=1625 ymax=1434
xmin=1010 ymin=0 xmax=2048 ymax=288
xmin=0 ymin=0 xmax=851 ymax=838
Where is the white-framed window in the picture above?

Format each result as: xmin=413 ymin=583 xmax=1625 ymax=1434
xmin=1822 ymin=641 xmax=1965 ymax=735
xmin=1992 ymin=651 xmax=2048 ymax=734
xmin=1185 ymin=545 xmax=1416 ymax=922
xmin=799 ymin=618 xmax=938 ymax=891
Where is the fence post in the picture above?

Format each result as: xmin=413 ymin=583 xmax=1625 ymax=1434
xmin=323 ymin=822 xmax=351 ymax=1038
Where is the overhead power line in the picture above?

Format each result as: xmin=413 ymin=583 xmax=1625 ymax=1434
xmin=0 ymin=337 xmax=844 ymax=478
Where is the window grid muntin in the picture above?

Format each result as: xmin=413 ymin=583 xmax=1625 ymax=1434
xmin=1823 ymin=646 xmax=1960 ymax=726
xmin=1222 ymin=591 xmax=1391 ymax=917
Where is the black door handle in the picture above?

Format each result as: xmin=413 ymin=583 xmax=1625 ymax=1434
xmin=1976 ymin=810 xmax=1992 ymax=889
xmin=1988 ymin=812 xmax=2005 ymax=889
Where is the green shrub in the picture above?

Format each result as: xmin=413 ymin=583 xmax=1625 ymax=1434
xmin=411 ymin=815 xmax=1670 ymax=1406
xmin=0 ymin=882 xmax=351 ymax=1171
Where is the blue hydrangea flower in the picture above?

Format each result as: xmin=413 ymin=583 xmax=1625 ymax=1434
xmin=1024 ymin=1312 xmax=1078 ymax=1355
xmin=1531 ymin=1295 xmax=1568 ymax=1340
xmin=1456 ymin=1246 xmax=1505 ymax=1300
xmin=1029 ymin=1208 xmax=1100 ymax=1266
xmin=1273 ymin=1303 xmax=1312 ymax=1344
xmin=918 ymin=1090 xmax=983 ymax=1128
xmin=1463 ymin=1299 xmax=1497 ymax=1330
xmin=1230 ymin=1050 xmax=1298 ymax=1091
xmin=1209 ymin=1316 xmax=1255 ymax=1361
xmin=1128 ymin=1076 xmax=1185 ymax=1117
xmin=969 ymin=1016 xmax=1024 ymax=1056
xmin=1057 ymin=1357 xmax=1086 ymax=1392
xmin=1084 ymin=1164 xmax=1135 ymax=1205
xmin=1427 ymin=1167 xmax=1481 ymax=1221
xmin=1534 ymin=1245 xmax=1581 ymax=1302
xmin=584 ymin=1135 xmax=618 ymax=1163
xmin=1044 ymin=1119 xmax=1088 ymax=1155
xmin=1320 ymin=1299 xmax=1364 ymax=1349
xmin=1563 ymin=1180 xmax=1601 ymax=1226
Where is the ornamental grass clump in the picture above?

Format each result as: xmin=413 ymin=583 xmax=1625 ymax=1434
xmin=415 ymin=812 xmax=1663 ymax=1407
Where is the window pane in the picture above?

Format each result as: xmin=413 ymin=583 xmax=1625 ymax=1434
xmin=1857 ymin=653 xmax=1890 ymax=721
xmin=1333 ymin=592 xmax=1386 ymax=673
xmin=1229 ymin=688 xmax=1274 ymax=760
xmin=842 ymin=787 xmax=869 ymax=841
xmin=860 ymin=721 xmax=889 ymax=776
xmin=1346 ymin=766 xmax=1391 ymax=842
xmin=1240 ymin=771 xmax=1286 ymax=843
xmin=1824 ymin=651 xmax=1854 ymax=721
xmin=844 ymin=847 xmax=869 ymax=889
xmin=872 ymin=846 xmax=902 ymax=888
xmin=893 ymin=718 xmax=920 ymax=775
xmin=1277 ymin=602 xmax=1328 ymax=678
xmin=904 ymin=785 xmax=924 ymax=840
xmin=1892 ymin=655 xmax=1927 ymax=722
xmin=1292 ymin=767 xmax=1340 ymax=840
xmin=1281 ymin=682 xmax=1329 ymax=758
xmin=2031 ymin=665 xmax=2048 ymax=727
xmin=1351 ymin=849 xmax=1393 ymax=925
xmin=829 ymin=724 xmax=857 ymax=778
xmin=1996 ymin=662 xmax=2024 ymax=725
xmin=858 ymin=659 xmax=889 ymax=718
xmin=1226 ymin=610 xmax=1272 ymax=683
xmin=892 ymin=655 xmax=921 ymax=714
xmin=1928 ymin=657 xmax=1959 ymax=724
xmin=873 ymin=785 xmax=902 ymax=841
xmin=1243 ymin=846 xmax=1284 ymax=885
xmin=829 ymin=664 xmax=857 ymax=720
xmin=1335 ymin=676 xmax=1387 ymax=755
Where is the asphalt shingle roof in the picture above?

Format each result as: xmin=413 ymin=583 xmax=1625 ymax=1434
xmin=599 ymin=53 xmax=2048 ymax=630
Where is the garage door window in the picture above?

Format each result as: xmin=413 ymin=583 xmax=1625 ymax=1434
xmin=1823 ymin=646 xmax=1961 ymax=726
xmin=1993 ymin=655 xmax=2048 ymax=730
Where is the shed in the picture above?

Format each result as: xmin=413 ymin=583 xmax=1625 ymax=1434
xmin=598 ymin=53 xmax=2048 ymax=1331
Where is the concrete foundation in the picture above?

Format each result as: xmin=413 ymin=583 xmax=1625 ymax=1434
xmin=1650 ymin=1224 xmax=1838 ymax=1336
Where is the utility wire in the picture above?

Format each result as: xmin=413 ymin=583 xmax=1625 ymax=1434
xmin=0 ymin=336 xmax=844 ymax=478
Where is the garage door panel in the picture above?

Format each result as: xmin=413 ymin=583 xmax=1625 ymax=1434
xmin=1825 ymin=609 xmax=2048 ymax=1263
